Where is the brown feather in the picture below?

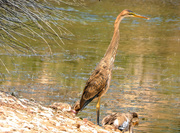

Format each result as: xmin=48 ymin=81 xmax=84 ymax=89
xmin=79 ymin=64 xmax=111 ymax=110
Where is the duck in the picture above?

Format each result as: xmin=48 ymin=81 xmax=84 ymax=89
xmin=102 ymin=112 xmax=139 ymax=133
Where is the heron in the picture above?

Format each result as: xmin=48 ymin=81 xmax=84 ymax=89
xmin=74 ymin=9 xmax=149 ymax=125
xmin=102 ymin=112 xmax=139 ymax=133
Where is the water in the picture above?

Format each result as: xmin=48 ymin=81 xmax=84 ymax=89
xmin=0 ymin=0 xmax=180 ymax=132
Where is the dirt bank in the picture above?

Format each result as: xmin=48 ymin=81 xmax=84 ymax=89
xmin=0 ymin=91 xmax=120 ymax=133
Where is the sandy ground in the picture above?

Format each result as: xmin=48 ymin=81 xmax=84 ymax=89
xmin=0 ymin=91 xmax=120 ymax=133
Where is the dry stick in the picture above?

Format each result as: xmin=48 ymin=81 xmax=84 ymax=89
xmin=1 ymin=0 xmax=76 ymax=55
xmin=20 ymin=7 xmax=55 ymax=55
xmin=23 ymin=5 xmax=65 ymax=45
xmin=0 ymin=27 xmax=18 ymax=41
xmin=3 ymin=5 xmax=52 ymax=54
xmin=2 ymin=43 xmax=17 ymax=55
xmin=0 ymin=58 xmax=10 ymax=74
xmin=1 ymin=3 xmax=42 ymax=54
xmin=8 ymin=30 xmax=37 ymax=54
xmin=2 ymin=24 xmax=37 ymax=54
xmin=0 ymin=19 xmax=37 ymax=54
xmin=22 ymin=24 xmax=53 ymax=55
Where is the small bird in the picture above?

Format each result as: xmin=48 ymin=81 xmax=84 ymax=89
xmin=102 ymin=112 xmax=139 ymax=133
xmin=74 ymin=9 xmax=149 ymax=125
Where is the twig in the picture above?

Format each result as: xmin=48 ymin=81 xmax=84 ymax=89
xmin=0 ymin=58 xmax=10 ymax=74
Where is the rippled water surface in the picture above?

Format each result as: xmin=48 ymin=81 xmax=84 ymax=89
xmin=0 ymin=0 xmax=180 ymax=133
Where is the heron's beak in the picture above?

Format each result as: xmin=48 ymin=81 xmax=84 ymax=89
xmin=133 ymin=13 xmax=150 ymax=20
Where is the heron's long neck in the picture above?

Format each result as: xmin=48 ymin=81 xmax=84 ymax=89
xmin=103 ymin=14 xmax=124 ymax=68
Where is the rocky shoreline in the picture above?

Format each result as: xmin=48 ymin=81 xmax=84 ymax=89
xmin=0 ymin=91 xmax=120 ymax=133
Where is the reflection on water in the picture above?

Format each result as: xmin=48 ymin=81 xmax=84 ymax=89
xmin=0 ymin=0 xmax=180 ymax=133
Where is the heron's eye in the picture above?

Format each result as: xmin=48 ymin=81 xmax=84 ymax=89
xmin=129 ymin=13 xmax=134 ymax=15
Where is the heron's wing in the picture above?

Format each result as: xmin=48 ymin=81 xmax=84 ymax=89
xmin=84 ymin=68 xmax=109 ymax=99
xmin=79 ymin=66 xmax=110 ymax=110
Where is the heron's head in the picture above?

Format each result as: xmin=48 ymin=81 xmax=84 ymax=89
xmin=70 ymin=100 xmax=80 ymax=115
xmin=121 ymin=9 xmax=149 ymax=20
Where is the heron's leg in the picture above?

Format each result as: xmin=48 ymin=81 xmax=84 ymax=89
xmin=96 ymin=97 xmax=101 ymax=125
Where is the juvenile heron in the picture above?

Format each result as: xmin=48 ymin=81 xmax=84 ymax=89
xmin=102 ymin=112 xmax=139 ymax=133
xmin=74 ymin=9 xmax=149 ymax=125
